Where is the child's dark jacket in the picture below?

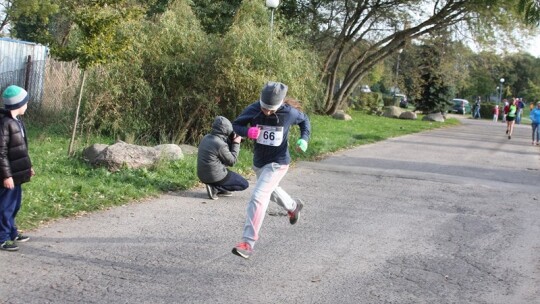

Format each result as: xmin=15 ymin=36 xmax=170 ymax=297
xmin=0 ymin=109 xmax=32 ymax=185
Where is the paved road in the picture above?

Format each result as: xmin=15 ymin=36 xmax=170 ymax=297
xmin=1 ymin=116 xmax=539 ymax=304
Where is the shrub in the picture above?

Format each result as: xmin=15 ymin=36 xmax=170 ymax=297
xmin=350 ymin=92 xmax=382 ymax=113
xmin=213 ymin=0 xmax=322 ymax=118
xmin=81 ymin=0 xmax=216 ymax=145
xmin=382 ymin=95 xmax=395 ymax=107
xmin=76 ymin=0 xmax=322 ymax=146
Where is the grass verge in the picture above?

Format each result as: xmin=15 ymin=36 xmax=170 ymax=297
xmin=19 ymin=111 xmax=459 ymax=230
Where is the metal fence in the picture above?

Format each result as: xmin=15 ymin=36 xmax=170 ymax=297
xmin=0 ymin=38 xmax=49 ymax=104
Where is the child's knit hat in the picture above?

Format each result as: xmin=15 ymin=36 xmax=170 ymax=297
xmin=2 ymin=85 xmax=29 ymax=110
xmin=260 ymin=81 xmax=287 ymax=111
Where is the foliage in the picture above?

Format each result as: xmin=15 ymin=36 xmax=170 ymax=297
xmin=349 ymin=92 xmax=381 ymax=113
xmin=415 ymin=44 xmax=453 ymax=114
xmin=190 ymin=0 xmax=242 ymax=34
xmin=80 ymin=0 xmax=213 ymax=144
xmin=213 ymin=0 xmax=323 ymax=118
xmin=274 ymin=0 xmax=535 ymax=115
xmin=7 ymin=0 xmax=59 ymax=43
xmin=521 ymin=79 xmax=540 ymax=102
xmin=518 ymin=0 xmax=540 ymax=25
xmin=51 ymin=0 xmax=144 ymax=69
xmin=77 ymin=0 xmax=321 ymax=145
xmin=139 ymin=0 xmax=172 ymax=18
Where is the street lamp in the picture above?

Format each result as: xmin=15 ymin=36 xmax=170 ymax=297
xmin=498 ymin=78 xmax=505 ymax=105
xmin=266 ymin=0 xmax=280 ymax=50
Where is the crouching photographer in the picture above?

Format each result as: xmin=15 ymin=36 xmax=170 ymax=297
xmin=197 ymin=116 xmax=249 ymax=200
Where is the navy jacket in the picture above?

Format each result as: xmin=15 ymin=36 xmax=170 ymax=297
xmin=233 ymin=101 xmax=310 ymax=168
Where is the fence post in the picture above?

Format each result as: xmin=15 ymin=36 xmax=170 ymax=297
xmin=24 ymin=55 xmax=32 ymax=91
xmin=68 ymin=69 xmax=86 ymax=156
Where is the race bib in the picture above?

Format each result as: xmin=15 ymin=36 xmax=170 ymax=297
xmin=256 ymin=125 xmax=284 ymax=146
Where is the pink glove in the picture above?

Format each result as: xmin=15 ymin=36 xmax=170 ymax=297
xmin=247 ymin=126 xmax=260 ymax=140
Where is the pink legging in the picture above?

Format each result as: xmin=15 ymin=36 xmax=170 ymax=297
xmin=241 ymin=163 xmax=297 ymax=248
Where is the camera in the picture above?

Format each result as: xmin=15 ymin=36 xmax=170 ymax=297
xmin=229 ymin=131 xmax=243 ymax=143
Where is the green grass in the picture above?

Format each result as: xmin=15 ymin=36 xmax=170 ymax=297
xmin=18 ymin=111 xmax=459 ymax=230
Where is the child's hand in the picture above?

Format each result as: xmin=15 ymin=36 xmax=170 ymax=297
xmin=296 ymin=139 xmax=308 ymax=153
xmin=247 ymin=126 xmax=261 ymax=140
xmin=31 ymin=168 xmax=35 ymax=176
xmin=3 ymin=177 xmax=14 ymax=189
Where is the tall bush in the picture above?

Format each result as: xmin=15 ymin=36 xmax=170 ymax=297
xmin=81 ymin=0 xmax=214 ymax=144
xmin=79 ymin=0 xmax=322 ymax=145
xmin=213 ymin=0 xmax=322 ymax=118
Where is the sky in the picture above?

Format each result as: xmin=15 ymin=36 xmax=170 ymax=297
xmin=525 ymin=35 xmax=540 ymax=57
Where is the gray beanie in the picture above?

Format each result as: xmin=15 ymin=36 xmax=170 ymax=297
xmin=259 ymin=81 xmax=287 ymax=111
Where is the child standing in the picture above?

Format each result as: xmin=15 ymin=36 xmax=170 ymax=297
xmin=493 ymin=105 xmax=499 ymax=122
xmin=0 ymin=85 xmax=34 ymax=251
xmin=231 ymin=81 xmax=310 ymax=259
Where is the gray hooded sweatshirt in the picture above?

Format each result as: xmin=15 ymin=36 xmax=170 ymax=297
xmin=197 ymin=116 xmax=240 ymax=184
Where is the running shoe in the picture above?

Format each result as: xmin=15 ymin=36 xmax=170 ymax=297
xmin=288 ymin=199 xmax=304 ymax=225
xmin=232 ymin=242 xmax=252 ymax=259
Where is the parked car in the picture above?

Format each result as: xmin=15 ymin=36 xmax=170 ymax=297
xmin=395 ymin=94 xmax=408 ymax=108
xmin=360 ymin=85 xmax=371 ymax=93
xmin=451 ymin=98 xmax=470 ymax=114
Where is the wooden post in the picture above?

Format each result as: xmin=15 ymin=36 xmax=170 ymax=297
xmin=24 ymin=55 xmax=32 ymax=91
xmin=68 ymin=70 xmax=86 ymax=156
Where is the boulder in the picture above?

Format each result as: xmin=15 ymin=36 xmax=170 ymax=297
xmin=422 ymin=112 xmax=445 ymax=122
xmin=178 ymin=144 xmax=198 ymax=155
xmin=155 ymin=144 xmax=184 ymax=160
xmin=399 ymin=111 xmax=417 ymax=120
xmin=82 ymin=144 xmax=109 ymax=163
xmin=383 ymin=106 xmax=403 ymax=118
xmin=332 ymin=110 xmax=352 ymax=121
xmin=88 ymin=142 xmax=187 ymax=172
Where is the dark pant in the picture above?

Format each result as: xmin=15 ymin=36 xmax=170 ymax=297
xmin=211 ymin=170 xmax=249 ymax=192
xmin=0 ymin=186 xmax=22 ymax=242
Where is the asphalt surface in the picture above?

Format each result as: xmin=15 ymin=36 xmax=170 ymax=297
xmin=1 ymin=115 xmax=539 ymax=304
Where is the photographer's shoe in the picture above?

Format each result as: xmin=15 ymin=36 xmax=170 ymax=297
xmin=205 ymin=184 xmax=218 ymax=200
xmin=0 ymin=240 xmax=19 ymax=251
xmin=14 ymin=234 xmax=30 ymax=242
xmin=217 ymin=190 xmax=232 ymax=197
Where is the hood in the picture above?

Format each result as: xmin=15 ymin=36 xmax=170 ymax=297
xmin=211 ymin=116 xmax=233 ymax=137
xmin=0 ymin=108 xmax=11 ymax=119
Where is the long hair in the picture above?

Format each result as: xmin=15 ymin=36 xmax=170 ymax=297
xmin=284 ymin=97 xmax=303 ymax=111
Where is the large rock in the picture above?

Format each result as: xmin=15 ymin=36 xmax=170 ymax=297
xmin=178 ymin=144 xmax=198 ymax=155
xmin=383 ymin=106 xmax=403 ymax=118
xmin=155 ymin=144 xmax=184 ymax=160
xmin=88 ymin=142 xmax=185 ymax=171
xmin=422 ymin=112 xmax=445 ymax=122
xmin=82 ymin=144 xmax=109 ymax=163
xmin=332 ymin=110 xmax=352 ymax=121
xmin=399 ymin=111 xmax=417 ymax=120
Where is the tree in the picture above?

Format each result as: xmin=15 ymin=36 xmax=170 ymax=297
xmin=0 ymin=0 xmax=59 ymax=39
xmin=49 ymin=0 xmax=144 ymax=155
xmin=518 ymin=0 xmax=540 ymax=25
xmin=522 ymin=79 xmax=540 ymax=102
xmin=0 ymin=0 xmax=12 ymax=34
xmin=276 ymin=0 xmax=533 ymax=115
xmin=415 ymin=44 xmax=453 ymax=114
xmin=190 ymin=0 xmax=242 ymax=34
